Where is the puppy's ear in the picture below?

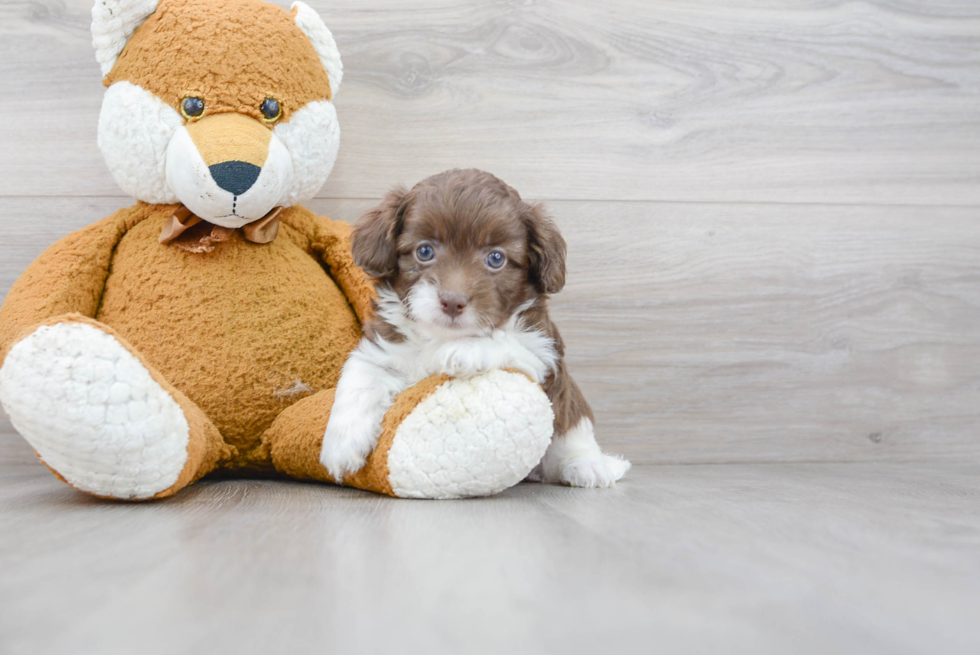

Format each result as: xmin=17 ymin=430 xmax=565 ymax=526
xmin=522 ymin=203 xmax=567 ymax=295
xmin=352 ymin=186 xmax=412 ymax=278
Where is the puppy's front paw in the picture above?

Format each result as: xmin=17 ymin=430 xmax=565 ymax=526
xmin=503 ymin=349 xmax=550 ymax=385
xmin=560 ymin=453 xmax=631 ymax=489
xmin=435 ymin=338 xmax=491 ymax=378
xmin=320 ymin=410 xmax=381 ymax=482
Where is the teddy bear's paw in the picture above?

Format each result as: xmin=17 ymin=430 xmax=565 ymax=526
xmin=385 ymin=370 xmax=554 ymax=499
xmin=0 ymin=322 xmax=191 ymax=499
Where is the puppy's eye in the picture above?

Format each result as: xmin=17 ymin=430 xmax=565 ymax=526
xmin=260 ymin=98 xmax=282 ymax=123
xmin=180 ymin=97 xmax=205 ymax=120
xmin=486 ymin=250 xmax=506 ymax=269
xmin=416 ymin=244 xmax=436 ymax=262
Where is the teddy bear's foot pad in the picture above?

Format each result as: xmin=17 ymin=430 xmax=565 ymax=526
xmin=0 ymin=322 xmax=190 ymax=499
xmin=386 ymin=370 xmax=554 ymax=499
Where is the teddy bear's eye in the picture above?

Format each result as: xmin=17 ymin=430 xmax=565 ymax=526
xmin=180 ymin=97 xmax=205 ymax=120
xmin=260 ymin=98 xmax=282 ymax=123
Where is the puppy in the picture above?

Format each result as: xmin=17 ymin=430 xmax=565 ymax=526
xmin=320 ymin=169 xmax=630 ymax=488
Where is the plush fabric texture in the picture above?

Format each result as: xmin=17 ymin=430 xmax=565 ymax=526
xmin=0 ymin=316 xmax=230 ymax=499
xmin=92 ymin=0 xmax=161 ymax=76
xmin=106 ymin=0 xmax=333 ymax=122
xmin=98 ymin=81 xmax=182 ymax=203
xmin=290 ymin=1 xmax=343 ymax=96
xmin=95 ymin=203 xmax=365 ymax=466
xmin=273 ymin=100 xmax=340 ymax=206
xmin=387 ymin=371 xmax=554 ymax=499
xmin=186 ymin=111 xmax=271 ymax=167
xmin=0 ymin=320 xmax=190 ymax=499
xmin=0 ymin=206 xmax=141 ymax=364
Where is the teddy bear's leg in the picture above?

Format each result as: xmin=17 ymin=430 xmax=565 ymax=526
xmin=0 ymin=316 xmax=231 ymax=500
xmin=261 ymin=386 xmax=394 ymax=495
xmin=263 ymin=370 xmax=555 ymax=499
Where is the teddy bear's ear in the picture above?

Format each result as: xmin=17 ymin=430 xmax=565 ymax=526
xmin=291 ymin=1 xmax=343 ymax=97
xmin=91 ymin=0 xmax=160 ymax=77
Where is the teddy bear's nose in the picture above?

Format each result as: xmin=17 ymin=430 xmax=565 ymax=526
xmin=209 ymin=161 xmax=261 ymax=196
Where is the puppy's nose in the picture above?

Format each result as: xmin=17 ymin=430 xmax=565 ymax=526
xmin=439 ymin=292 xmax=469 ymax=318
xmin=209 ymin=161 xmax=261 ymax=196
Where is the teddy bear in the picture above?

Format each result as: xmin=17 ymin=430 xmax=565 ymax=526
xmin=0 ymin=0 xmax=554 ymax=500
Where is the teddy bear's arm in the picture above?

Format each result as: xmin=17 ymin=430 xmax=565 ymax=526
xmin=0 ymin=207 xmax=141 ymax=363
xmin=280 ymin=205 xmax=377 ymax=326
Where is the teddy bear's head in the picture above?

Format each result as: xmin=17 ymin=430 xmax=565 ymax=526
xmin=93 ymin=0 xmax=342 ymax=226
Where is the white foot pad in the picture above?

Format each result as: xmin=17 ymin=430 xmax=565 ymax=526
xmin=387 ymin=370 xmax=554 ymax=499
xmin=0 ymin=322 xmax=190 ymax=499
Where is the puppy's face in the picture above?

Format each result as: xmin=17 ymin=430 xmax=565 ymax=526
xmin=395 ymin=194 xmax=530 ymax=335
xmin=353 ymin=169 xmax=567 ymax=337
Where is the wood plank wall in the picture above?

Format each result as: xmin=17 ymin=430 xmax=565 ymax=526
xmin=1 ymin=0 xmax=978 ymax=463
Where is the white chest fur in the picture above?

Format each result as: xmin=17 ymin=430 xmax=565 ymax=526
xmin=368 ymin=288 xmax=558 ymax=385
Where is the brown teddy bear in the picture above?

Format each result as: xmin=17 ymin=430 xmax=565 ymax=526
xmin=0 ymin=0 xmax=553 ymax=500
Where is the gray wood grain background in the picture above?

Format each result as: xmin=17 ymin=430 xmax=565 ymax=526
xmin=2 ymin=437 xmax=978 ymax=654
xmin=1 ymin=0 xmax=978 ymax=463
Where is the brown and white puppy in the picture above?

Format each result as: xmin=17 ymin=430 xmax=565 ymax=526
xmin=320 ymin=169 xmax=630 ymax=487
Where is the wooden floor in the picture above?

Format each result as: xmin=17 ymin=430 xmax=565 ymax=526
xmin=1 ymin=0 xmax=979 ymax=652
xmin=1 ymin=437 xmax=979 ymax=654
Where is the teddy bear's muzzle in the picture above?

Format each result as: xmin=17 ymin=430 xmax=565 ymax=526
xmin=164 ymin=112 xmax=294 ymax=228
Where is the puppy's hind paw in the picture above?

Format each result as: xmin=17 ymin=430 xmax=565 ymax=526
xmin=561 ymin=453 xmax=631 ymax=489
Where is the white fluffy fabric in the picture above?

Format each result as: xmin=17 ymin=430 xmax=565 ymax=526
xmin=291 ymin=1 xmax=343 ymax=96
xmin=535 ymin=417 xmax=631 ymax=488
xmin=274 ymin=100 xmax=340 ymax=207
xmin=98 ymin=81 xmax=181 ymax=204
xmin=386 ymin=371 xmax=554 ymax=499
xmin=165 ymin=125 xmax=294 ymax=225
xmin=0 ymin=322 xmax=190 ymax=500
xmin=91 ymin=0 xmax=160 ymax=76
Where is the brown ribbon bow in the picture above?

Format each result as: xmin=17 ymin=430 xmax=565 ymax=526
xmin=159 ymin=205 xmax=282 ymax=253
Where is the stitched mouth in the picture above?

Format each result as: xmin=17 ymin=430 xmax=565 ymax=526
xmin=215 ymin=198 xmax=242 ymax=220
